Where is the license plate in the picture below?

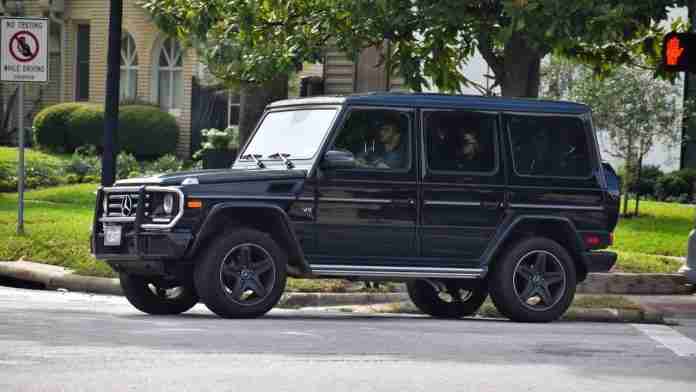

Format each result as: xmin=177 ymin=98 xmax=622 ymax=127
xmin=104 ymin=225 xmax=122 ymax=246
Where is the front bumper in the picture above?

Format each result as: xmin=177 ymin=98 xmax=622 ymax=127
xmin=584 ymin=251 xmax=617 ymax=273
xmin=91 ymin=230 xmax=192 ymax=261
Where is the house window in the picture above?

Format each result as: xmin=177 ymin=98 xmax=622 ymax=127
xmin=120 ymin=33 xmax=138 ymax=100
xmin=75 ymin=25 xmax=90 ymax=101
xmin=228 ymin=91 xmax=240 ymax=126
xmin=155 ymin=37 xmax=184 ymax=110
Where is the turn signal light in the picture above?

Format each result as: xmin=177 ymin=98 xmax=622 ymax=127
xmin=187 ymin=199 xmax=203 ymax=209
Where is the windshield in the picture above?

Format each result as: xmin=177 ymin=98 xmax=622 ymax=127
xmin=241 ymin=108 xmax=338 ymax=160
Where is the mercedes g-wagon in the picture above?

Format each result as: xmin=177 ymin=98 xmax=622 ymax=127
xmin=91 ymin=93 xmax=620 ymax=322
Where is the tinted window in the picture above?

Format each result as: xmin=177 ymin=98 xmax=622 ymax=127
xmin=424 ymin=110 xmax=497 ymax=173
xmin=332 ymin=109 xmax=411 ymax=170
xmin=507 ymin=115 xmax=592 ymax=178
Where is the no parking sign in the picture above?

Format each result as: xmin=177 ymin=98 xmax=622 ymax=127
xmin=1 ymin=17 xmax=49 ymax=82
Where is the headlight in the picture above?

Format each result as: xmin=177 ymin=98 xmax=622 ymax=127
xmin=163 ymin=194 xmax=174 ymax=215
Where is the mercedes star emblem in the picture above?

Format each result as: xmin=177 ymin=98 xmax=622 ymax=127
xmin=121 ymin=195 xmax=134 ymax=217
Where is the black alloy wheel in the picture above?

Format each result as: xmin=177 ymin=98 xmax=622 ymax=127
xmin=407 ymin=279 xmax=488 ymax=318
xmin=512 ymin=250 xmax=567 ymax=312
xmin=489 ymin=237 xmax=577 ymax=323
xmin=195 ymin=228 xmax=287 ymax=318
xmin=219 ymin=243 xmax=277 ymax=306
xmin=120 ymin=273 xmax=199 ymax=315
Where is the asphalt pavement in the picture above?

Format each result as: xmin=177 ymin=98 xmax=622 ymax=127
xmin=0 ymin=286 xmax=695 ymax=392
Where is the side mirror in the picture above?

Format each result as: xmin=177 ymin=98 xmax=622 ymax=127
xmin=321 ymin=150 xmax=356 ymax=170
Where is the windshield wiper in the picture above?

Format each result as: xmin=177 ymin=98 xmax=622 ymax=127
xmin=268 ymin=153 xmax=295 ymax=169
xmin=240 ymin=153 xmax=265 ymax=169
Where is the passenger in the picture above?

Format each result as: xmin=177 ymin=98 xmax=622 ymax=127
xmin=454 ymin=129 xmax=481 ymax=171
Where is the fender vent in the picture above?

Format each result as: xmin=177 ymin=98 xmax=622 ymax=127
xmin=267 ymin=182 xmax=296 ymax=194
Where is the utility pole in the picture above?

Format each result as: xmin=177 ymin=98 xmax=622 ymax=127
xmin=101 ymin=0 xmax=122 ymax=186
xmin=682 ymin=0 xmax=696 ymax=169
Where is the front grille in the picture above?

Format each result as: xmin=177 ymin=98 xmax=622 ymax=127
xmin=98 ymin=186 xmax=183 ymax=230
xmin=105 ymin=192 xmax=150 ymax=218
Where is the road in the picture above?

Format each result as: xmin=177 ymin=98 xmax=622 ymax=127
xmin=0 ymin=286 xmax=695 ymax=392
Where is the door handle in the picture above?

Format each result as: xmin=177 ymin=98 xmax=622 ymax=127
xmin=393 ymin=198 xmax=417 ymax=207
xmin=481 ymin=200 xmax=502 ymax=210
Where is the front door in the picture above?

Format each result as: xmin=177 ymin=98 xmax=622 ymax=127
xmin=312 ymin=107 xmax=418 ymax=267
xmin=420 ymin=109 xmax=506 ymax=268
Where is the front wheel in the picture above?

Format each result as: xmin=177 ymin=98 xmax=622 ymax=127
xmin=407 ymin=279 xmax=488 ymax=318
xmin=488 ymin=237 xmax=577 ymax=323
xmin=194 ymin=228 xmax=287 ymax=318
xmin=120 ymin=273 xmax=199 ymax=315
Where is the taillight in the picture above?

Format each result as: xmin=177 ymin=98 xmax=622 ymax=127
xmin=584 ymin=234 xmax=601 ymax=248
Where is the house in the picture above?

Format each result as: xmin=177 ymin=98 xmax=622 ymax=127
xmin=0 ymin=0 xmax=201 ymax=157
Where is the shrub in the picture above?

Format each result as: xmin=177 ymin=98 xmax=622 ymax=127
xmin=672 ymin=168 xmax=696 ymax=199
xmin=34 ymin=103 xmax=179 ymax=158
xmin=119 ymin=105 xmax=179 ymax=158
xmin=144 ymin=154 xmax=183 ymax=175
xmin=64 ymin=153 xmax=101 ymax=182
xmin=655 ymin=175 xmax=690 ymax=201
xmin=33 ymin=102 xmax=84 ymax=151
xmin=116 ymin=152 xmax=141 ymax=179
xmin=67 ymin=104 xmax=103 ymax=149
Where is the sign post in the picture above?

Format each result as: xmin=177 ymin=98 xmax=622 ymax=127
xmin=1 ymin=17 xmax=49 ymax=235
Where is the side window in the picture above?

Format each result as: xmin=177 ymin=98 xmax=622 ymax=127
xmin=424 ymin=110 xmax=497 ymax=173
xmin=331 ymin=109 xmax=411 ymax=170
xmin=507 ymin=115 xmax=592 ymax=178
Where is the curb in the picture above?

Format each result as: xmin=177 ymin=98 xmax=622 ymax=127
xmin=0 ymin=261 xmax=408 ymax=306
xmin=0 ymin=261 xmax=122 ymax=296
xmin=279 ymin=292 xmax=408 ymax=308
xmin=321 ymin=301 xmax=666 ymax=324
xmin=560 ymin=307 xmax=663 ymax=324
xmin=578 ymin=272 xmax=694 ymax=295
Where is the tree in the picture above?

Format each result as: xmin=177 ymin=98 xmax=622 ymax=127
xmin=572 ymin=66 xmax=682 ymax=216
xmin=327 ymin=0 xmax=684 ymax=97
xmin=141 ymin=0 xmax=331 ymax=142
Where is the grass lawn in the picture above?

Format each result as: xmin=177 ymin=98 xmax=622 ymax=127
xmin=0 ymin=185 xmax=690 ymax=280
xmin=0 ymin=146 xmax=70 ymax=167
xmin=611 ymin=198 xmax=693 ymax=257
xmin=0 ymin=183 xmax=111 ymax=277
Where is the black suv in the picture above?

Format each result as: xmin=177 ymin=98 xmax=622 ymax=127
xmin=92 ymin=93 xmax=620 ymax=322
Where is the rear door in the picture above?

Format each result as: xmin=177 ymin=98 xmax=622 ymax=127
xmin=420 ymin=109 xmax=506 ymax=268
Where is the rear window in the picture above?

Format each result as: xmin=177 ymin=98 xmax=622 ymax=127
xmin=506 ymin=115 xmax=592 ymax=178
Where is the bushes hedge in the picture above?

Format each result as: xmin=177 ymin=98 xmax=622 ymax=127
xmin=33 ymin=103 xmax=84 ymax=150
xmin=119 ymin=105 xmax=179 ymax=158
xmin=33 ymin=103 xmax=179 ymax=158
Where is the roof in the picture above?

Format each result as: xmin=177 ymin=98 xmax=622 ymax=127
xmin=268 ymin=92 xmax=590 ymax=115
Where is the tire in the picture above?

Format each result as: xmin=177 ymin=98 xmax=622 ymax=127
xmin=120 ymin=273 xmax=199 ymax=315
xmin=488 ymin=237 xmax=577 ymax=323
xmin=194 ymin=228 xmax=287 ymax=318
xmin=407 ymin=279 xmax=488 ymax=318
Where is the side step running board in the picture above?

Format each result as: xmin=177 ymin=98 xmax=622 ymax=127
xmin=309 ymin=264 xmax=484 ymax=279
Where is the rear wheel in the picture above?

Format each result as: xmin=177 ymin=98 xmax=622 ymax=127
xmin=194 ymin=228 xmax=287 ymax=318
xmin=407 ymin=279 xmax=488 ymax=318
xmin=488 ymin=237 xmax=577 ymax=323
xmin=120 ymin=273 xmax=199 ymax=315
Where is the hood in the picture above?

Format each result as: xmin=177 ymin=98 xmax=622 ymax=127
xmin=114 ymin=168 xmax=308 ymax=186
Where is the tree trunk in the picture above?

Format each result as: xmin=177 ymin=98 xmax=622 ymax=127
xmin=239 ymin=75 xmax=289 ymax=146
xmin=622 ymin=159 xmax=631 ymax=216
xmin=634 ymin=157 xmax=643 ymax=216
xmin=500 ymin=34 xmax=542 ymax=98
